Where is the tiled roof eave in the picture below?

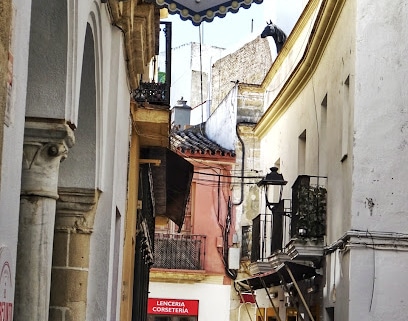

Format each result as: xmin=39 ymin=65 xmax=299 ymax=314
xmin=182 ymin=151 xmax=236 ymax=162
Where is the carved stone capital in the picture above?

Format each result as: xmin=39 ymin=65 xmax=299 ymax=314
xmin=21 ymin=121 xmax=75 ymax=199
xmin=56 ymin=188 xmax=100 ymax=234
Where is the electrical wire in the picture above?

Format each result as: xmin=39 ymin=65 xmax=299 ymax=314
xmin=193 ymin=170 xmax=263 ymax=179
xmin=367 ymin=230 xmax=376 ymax=312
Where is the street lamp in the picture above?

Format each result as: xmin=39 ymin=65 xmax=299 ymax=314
xmin=257 ymin=167 xmax=287 ymax=211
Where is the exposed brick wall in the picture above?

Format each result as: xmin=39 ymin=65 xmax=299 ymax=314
xmin=211 ymin=36 xmax=272 ymax=112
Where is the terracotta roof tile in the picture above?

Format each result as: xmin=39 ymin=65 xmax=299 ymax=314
xmin=170 ymin=124 xmax=235 ymax=157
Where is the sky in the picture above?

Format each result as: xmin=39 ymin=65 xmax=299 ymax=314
xmin=162 ymin=2 xmax=268 ymax=50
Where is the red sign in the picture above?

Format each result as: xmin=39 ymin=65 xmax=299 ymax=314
xmin=240 ymin=293 xmax=256 ymax=303
xmin=148 ymin=298 xmax=199 ymax=316
xmin=0 ymin=247 xmax=14 ymax=321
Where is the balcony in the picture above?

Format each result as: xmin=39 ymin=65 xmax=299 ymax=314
xmin=131 ymin=21 xmax=172 ymax=106
xmin=132 ymin=81 xmax=170 ymax=106
xmin=287 ymin=175 xmax=327 ymax=264
xmin=153 ymin=233 xmax=206 ymax=270
xmin=251 ymin=213 xmax=272 ymax=263
xmin=243 ymin=175 xmax=327 ymax=273
xmin=291 ymin=175 xmax=327 ymax=240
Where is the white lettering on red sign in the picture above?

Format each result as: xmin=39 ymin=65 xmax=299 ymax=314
xmin=153 ymin=300 xmax=188 ymax=314
xmin=148 ymin=298 xmax=199 ymax=316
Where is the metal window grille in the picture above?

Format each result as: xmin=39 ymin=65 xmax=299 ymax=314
xmin=153 ymin=233 xmax=206 ymax=270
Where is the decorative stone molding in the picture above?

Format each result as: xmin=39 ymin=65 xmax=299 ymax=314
xmin=21 ymin=121 xmax=75 ymax=199
xmin=15 ymin=120 xmax=75 ymax=321
xmin=107 ymin=0 xmax=159 ymax=89
xmin=56 ymin=188 xmax=101 ymax=234
xmin=150 ymin=269 xmax=206 ymax=283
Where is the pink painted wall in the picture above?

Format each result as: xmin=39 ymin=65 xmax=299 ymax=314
xmin=190 ymin=161 xmax=235 ymax=277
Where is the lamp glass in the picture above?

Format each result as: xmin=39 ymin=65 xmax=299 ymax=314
xmin=266 ymin=185 xmax=281 ymax=205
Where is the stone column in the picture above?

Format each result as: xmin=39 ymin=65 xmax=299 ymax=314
xmin=14 ymin=120 xmax=74 ymax=321
xmin=49 ymin=187 xmax=100 ymax=321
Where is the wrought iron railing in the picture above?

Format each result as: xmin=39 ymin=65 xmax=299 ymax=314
xmin=131 ymin=21 xmax=172 ymax=106
xmin=131 ymin=82 xmax=170 ymax=105
xmin=251 ymin=213 xmax=272 ymax=262
xmin=249 ymin=199 xmax=292 ymax=263
xmin=153 ymin=233 xmax=206 ymax=270
xmin=291 ymin=175 xmax=327 ymax=239
xmin=241 ymin=225 xmax=252 ymax=261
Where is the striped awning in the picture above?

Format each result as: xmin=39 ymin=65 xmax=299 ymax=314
xmin=146 ymin=0 xmax=263 ymax=25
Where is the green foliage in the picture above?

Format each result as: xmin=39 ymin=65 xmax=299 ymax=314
xmin=158 ymin=71 xmax=166 ymax=83
xmin=295 ymin=185 xmax=327 ymax=238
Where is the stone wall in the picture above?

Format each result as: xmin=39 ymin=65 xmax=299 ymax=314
xmin=211 ymin=36 xmax=272 ymax=112
xmin=49 ymin=188 xmax=100 ymax=321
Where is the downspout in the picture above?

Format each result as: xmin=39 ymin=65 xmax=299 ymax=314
xmin=234 ymin=122 xmax=257 ymax=205
xmin=233 ymin=123 xmax=245 ymax=205
xmin=225 ymin=197 xmax=237 ymax=280
xmin=227 ymin=122 xmax=255 ymax=279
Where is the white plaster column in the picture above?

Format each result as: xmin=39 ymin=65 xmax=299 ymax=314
xmin=14 ymin=120 xmax=75 ymax=321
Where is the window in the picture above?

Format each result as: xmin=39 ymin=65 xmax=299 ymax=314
xmin=298 ymin=130 xmax=306 ymax=174
xmin=320 ymin=94 xmax=328 ymax=176
xmin=241 ymin=225 xmax=251 ymax=261
xmin=341 ymin=75 xmax=350 ymax=162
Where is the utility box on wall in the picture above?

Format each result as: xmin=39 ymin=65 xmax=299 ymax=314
xmin=228 ymin=247 xmax=240 ymax=270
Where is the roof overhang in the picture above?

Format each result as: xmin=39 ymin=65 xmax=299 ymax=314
xmin=145 ymin=0 xmax=263 ymax=26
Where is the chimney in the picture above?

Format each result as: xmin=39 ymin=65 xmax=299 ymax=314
xmin=171 ymin=97 xmax=192 ymax=130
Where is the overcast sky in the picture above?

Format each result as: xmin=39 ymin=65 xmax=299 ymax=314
xmin=163 ymin=2 xmax=267 ymax=50
xmin=162 ymin=1 xmax=306 ymax=51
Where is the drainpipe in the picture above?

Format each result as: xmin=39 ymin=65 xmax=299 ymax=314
xmin=233 ymin=122 xmax=256 ymax=205
xmin=227 ymin=122 xmax=256 ymax=279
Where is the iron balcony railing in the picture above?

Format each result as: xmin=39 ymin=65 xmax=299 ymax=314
xmin=153 ymin=233 xmax=206 ymax=270
xmin=251 ymin=213 xmax=273 ymax=262
xmin=132 ymin=82 xmax=170 ymax=105
xmin=131 ymin=21 xmax=172 ymax=106
xmin=291 ymin=175 xmax=327 ymax=239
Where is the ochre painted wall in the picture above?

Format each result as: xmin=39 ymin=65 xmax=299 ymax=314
xmin=120 ymin=128 xmax=140 ymax=320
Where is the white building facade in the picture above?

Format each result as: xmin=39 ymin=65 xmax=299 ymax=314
xmin=251 ymin=0 xmax=408 ymax=320
xmin=0 ymin=1 xmax=160 ymax=320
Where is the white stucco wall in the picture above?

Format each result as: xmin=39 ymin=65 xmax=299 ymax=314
xmin=352 ymin=0 xmax=408 ymax=232
xmin=349 ymin=248 xmax=408 ymax=320
xmin=263 ymin=2 xmax=320 ymax=110
xmin=80 ymin=5 xmax=130 ymax=320
xmin=149 ymin=282 xmax=231 ymax=321
xmin=0 ymin=0 xmax=135 ymax=319
xmin=258 ymin=0 xmax=408 ymax=320
xmin=206 ymin=86 xmax=238 ymax=151
xmin=347 ymin=2 xmax=408 ymax=319
xmin=259 ymin=0 xmax=355 ymax=240
xmin=0 ymin=0 xmax=32 ymax=311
